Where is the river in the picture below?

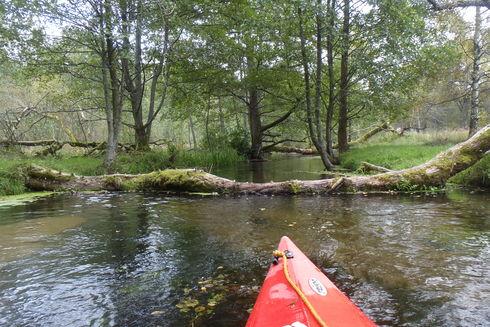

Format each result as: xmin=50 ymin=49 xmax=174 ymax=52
xmin=0 ymin=156 xmax=489 ymax=326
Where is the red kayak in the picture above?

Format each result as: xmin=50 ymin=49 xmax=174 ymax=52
xmin=246 ymin=236 xmax=376 ymax=327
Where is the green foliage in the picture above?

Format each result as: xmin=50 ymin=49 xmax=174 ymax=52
xmin=450 ymin=155 xmax=490 ymax=188
xmin=228 ymin=128 xmax=250 ymax=156
xmin=200 ymin=131 xmax=229 ymax=150
xmin=116 ymin=147 xmax=242 ymax=173
xmin=288 ymin=180 xmax=302 ymax=194
xmin=201 ymin=126 xmax=250 ymax=156
xmin=0 ymin=154 xmax=27 ymax=196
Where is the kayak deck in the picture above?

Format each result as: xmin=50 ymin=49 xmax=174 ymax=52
xmin=246 ymin=236 xmax=376 ymax=327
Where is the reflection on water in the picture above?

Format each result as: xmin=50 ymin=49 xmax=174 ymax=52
xmin=0 ymin=215 xmax=86 ymax=263
xmin=0 ymin=192 xmax=488 ymax=326
xmin=214 ymin=154 xmax=326 ymax=182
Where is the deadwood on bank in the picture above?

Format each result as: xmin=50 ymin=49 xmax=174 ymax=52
xmin=24 ymin=125 xmax=490 ymax=195
xmin=271 ymin=122 xmax=392 ymax=155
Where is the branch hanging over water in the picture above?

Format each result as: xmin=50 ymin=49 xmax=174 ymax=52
xmin=24 ymin=125 xmax=490 ymax=194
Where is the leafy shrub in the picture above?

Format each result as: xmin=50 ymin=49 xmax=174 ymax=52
xmin=227 ymin=127 xmax=250 ymax=156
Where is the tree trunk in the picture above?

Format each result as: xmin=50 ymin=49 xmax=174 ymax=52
xmin=248 ymin=87 xmax=263 ymax=160
xmin=338 ymin=0 xmax=350 ymax=153
xmin=270 ymin=146 xmax=319 ymax=155
xmin=121 ymin=0 xmax=149 ymax=150
xmin=205 ymin=96 xmax=211 ymax=147
xmin=326 ymin=0 xmax=337 ymax=157
xmin=347 ymin=122 xmax=390 ymax=147
xmin=298 ymin=5 xmax=334 ymax=170
xmin=314 ymin=0 xmax=325 ymax=155
xmin=218 ymin=96 xmax=226 ymax=133
xmin=189 ymin=115 xmax=197 ymax=149
xmin=120 ymin=0 xmax=170 ymax=150
xmin=134 ymin=125 xmax=150 ymax=150
xmin=100 ymin=0 xmax=123 ymax=173
xmin=24 ymin=125 xmax=490 ymax=194
xmin=469 ymin=6 xmax=482 ymax=137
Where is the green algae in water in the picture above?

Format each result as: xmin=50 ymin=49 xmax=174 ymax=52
xmin=0 ymin=192 xmax=55 ymax=208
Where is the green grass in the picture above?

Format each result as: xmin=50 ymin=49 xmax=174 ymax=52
xmin=341 ymin=129 xmax=489 ymax=188
xmin=0 ymin=147 xmax=243 ymax=195
xmin=340 ymin=130 xmax=467 ymax=171
xmin=115 ymin=148 xmax=242 ymax=174
xmin=174 ymin=147 xmax=241 ymax=169
xmin=0 ymin=170 xmax=27 ymax=196
xmin=366 ymin=129 xmax=467 ymax=146
xmin=0 ymin=154 xmax=105 ymax=196
xmin=340 ymin=144 xmax=450 ymax=171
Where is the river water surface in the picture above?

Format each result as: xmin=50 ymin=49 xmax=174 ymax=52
xmin=0 ymin=158 xmax=489 ymax=326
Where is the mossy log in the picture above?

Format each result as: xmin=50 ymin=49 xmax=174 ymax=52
xmin=1 ymin=140 xmax=135 ymax=155
xmin=271 ymin=146 xmax=319 ymax=155
xmin=24 ymin=125 xmax=490 ymax=195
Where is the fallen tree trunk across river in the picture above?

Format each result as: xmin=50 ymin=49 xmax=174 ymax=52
xmin=25 ymin=125 xmax=490 ymax=195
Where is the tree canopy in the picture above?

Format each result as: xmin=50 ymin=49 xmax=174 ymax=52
xmin=1 ymin=0 xmax=488 ymax=170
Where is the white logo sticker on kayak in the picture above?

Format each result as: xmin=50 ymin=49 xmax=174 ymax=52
xmin=283 ymin=322 xmax=307 ymax=327
xmin=308 ymin=277 xmax=327 ymax=296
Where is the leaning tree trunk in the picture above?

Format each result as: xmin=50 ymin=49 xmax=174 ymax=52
xmin=24 ymin=125 xmax=490 ymax=195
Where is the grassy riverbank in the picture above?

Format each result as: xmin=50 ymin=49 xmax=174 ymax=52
xmin=340 ymin=130 xmax=489 ymax=188
xmin=340 ymin=130 xmax=467 ymax=170
xmin=0 ymin=147 xmax=242 ymax=196
xmin=0 ymin=130 xmax=488 ymax=196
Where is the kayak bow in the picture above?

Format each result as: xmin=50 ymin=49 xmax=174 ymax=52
xmin=246 ymin=236 xmax=377 ymax=327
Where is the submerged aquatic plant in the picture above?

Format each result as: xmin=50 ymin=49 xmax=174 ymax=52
xmin=175 ymin=269 xmax=230 ymax=322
